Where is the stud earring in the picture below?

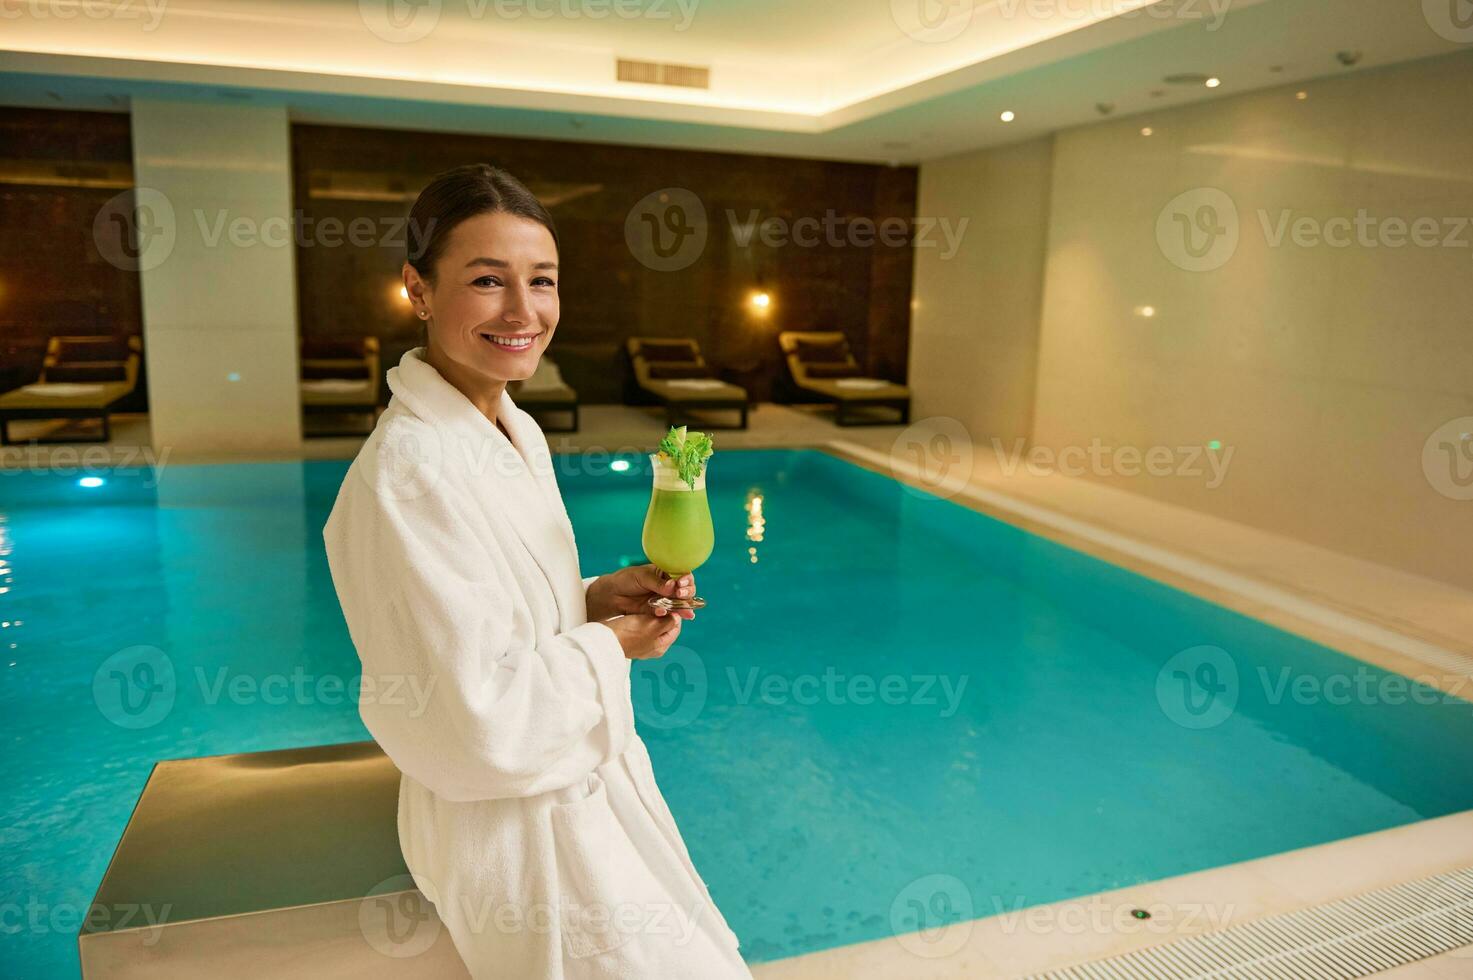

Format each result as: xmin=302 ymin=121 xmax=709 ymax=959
xmin=419 ymin=311 xmax=428 ymax=319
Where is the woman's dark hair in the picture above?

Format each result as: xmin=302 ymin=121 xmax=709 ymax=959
xmin=406 ymin=164 xmax=559 ymax=285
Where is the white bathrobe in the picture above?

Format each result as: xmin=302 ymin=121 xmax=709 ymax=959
xmin=323 ymin=347 xmax=750 ymax=980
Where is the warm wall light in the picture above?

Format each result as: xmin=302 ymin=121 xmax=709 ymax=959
xmin=1296 ymin=91 xmax=1308 ymax=101
xmin=398 ymin=286 xmax=409 ymax=300
xmin=1134 ymin=305 xmax=1157 ymax=318
xmin=750 ymin=291 xmax=772 ymax=311
xmin=1205 ymin=77 xmax=1221 ymax=88
xmin=1140 ymin=127 xmax=1153 ymax=136
xmin=1000 ymin=110 xmax=1016 ymax=122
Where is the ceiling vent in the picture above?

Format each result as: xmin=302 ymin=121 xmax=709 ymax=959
xmin=616 ymin=58 xmax=710 ymax=89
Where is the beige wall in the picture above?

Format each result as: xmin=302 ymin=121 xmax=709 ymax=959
xmin=131 ymin=100 xmax=303 ymax=456
xmin=915 ymin=52 xmax=1473 ymax=590
xmin=910 ymin=137 xmax=1054 ymax=447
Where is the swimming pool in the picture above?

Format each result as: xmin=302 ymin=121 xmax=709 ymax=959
xmin=3 ymin=448 xmax=1472 ymax=975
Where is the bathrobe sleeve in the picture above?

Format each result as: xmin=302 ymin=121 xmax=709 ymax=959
xmin=324 ymin=430 xmax=635 ymax=803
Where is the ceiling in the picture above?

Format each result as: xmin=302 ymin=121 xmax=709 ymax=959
xmin=0 ymin=0 xmax=1466 ymax=163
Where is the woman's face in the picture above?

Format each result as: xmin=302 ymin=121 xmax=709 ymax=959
xmin=407 ymin=211 xmax=559 ymax=385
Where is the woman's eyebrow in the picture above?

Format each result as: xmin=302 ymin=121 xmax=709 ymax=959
xmin=464 ymin=257 xmax=559 ymax=270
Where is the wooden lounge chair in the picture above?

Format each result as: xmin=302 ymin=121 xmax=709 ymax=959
xmin=778 ymin=330 xmax=910 ymax=426
xmin=300 ymin=336 xmax=380 ymax=436
xmin=0 ymin=335 xmax=142 ymax=445
xmin=508 ymin=356 xmax=579 ymax=433
xmin=627 ymin=337 xmax=749 ymax=430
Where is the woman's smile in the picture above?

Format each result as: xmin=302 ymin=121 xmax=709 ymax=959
xmin=478 ymin=329 xmax=542 ymax=352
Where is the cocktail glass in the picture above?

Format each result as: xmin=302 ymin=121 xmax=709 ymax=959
xmin=642 ymin=452 xmax=714 ymax=611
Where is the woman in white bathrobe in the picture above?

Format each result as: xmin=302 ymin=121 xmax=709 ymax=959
xmin=323 ymin=164 xmax=751 ymax=980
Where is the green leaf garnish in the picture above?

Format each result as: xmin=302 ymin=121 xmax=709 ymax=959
xmin=656 ymin=424 xmax=714 ymax=489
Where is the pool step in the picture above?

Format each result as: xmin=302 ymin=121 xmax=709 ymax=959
xmin=79 ymin=740 xmax=469 ymax=978
xmin=1020 ymin=866 xmax=1473 ymax=979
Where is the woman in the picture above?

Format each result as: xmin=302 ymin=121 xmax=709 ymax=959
xmin=323 ymin=164 xmax=751 ymax=979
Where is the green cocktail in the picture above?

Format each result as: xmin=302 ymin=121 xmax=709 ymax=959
xmin=642 ymin=427 xmax=714 ymax=611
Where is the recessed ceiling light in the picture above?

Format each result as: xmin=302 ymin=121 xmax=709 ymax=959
xmin=1296 ymin=90 xmax=1308 ymax=100
xmin=1205 ymin=77 xmax=1222 ymax=88
xmin=1141 ymin=127 xmax=1154 ymax=136
xmin=1000 ymin=110 xmax=1015 ymax=122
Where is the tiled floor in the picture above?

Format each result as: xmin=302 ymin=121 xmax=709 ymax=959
xmin=7 ymin=404 xmax=1471 ymax=978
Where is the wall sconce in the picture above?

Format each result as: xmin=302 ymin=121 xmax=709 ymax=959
xmin=749 ymin=290 xmax=772 ymax=312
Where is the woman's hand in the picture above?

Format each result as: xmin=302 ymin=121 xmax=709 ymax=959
xmin=586 ymin=565 xmax=696 ymax=622
xmin=605 ymin=613 xmax=682 ymax=660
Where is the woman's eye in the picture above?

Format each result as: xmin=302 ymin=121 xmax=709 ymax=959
xmin=472 ymin=275 xmax=502 ymax=288
xmin=532 ymin=276 xmax=557 ymax=288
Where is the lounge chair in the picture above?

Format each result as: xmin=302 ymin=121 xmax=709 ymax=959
xmin=0 ymin=335 xmax=142 ymax=445
xmin=508 ymin=356 xmax=579 ymax=433
xmin=300 ymin=336 xmax=380 ymax=436
xmin=778 ymin=330 xmax=910 ymax=426
xmin=627 ymin=337 xmax=749 ymax=430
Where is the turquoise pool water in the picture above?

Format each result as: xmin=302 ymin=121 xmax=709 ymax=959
xmin=3 ymin=449 xmax=1472 ymax=976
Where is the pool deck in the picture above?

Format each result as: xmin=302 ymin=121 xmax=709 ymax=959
xmin=11 ymin=406 xmax=1473 ymax=976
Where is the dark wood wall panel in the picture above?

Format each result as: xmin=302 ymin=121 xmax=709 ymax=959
xmin=0 ymin=108 xmax=143 ymax=396
xmin=291 ymin=124 xmax=917 ymax=404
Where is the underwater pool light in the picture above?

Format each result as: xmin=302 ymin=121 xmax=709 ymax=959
xmin=78 ymin=477 xmax=105 ymax=489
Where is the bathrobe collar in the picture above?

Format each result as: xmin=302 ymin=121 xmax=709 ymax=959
xmin=386 ymin=346 xmax=584 ymax=630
